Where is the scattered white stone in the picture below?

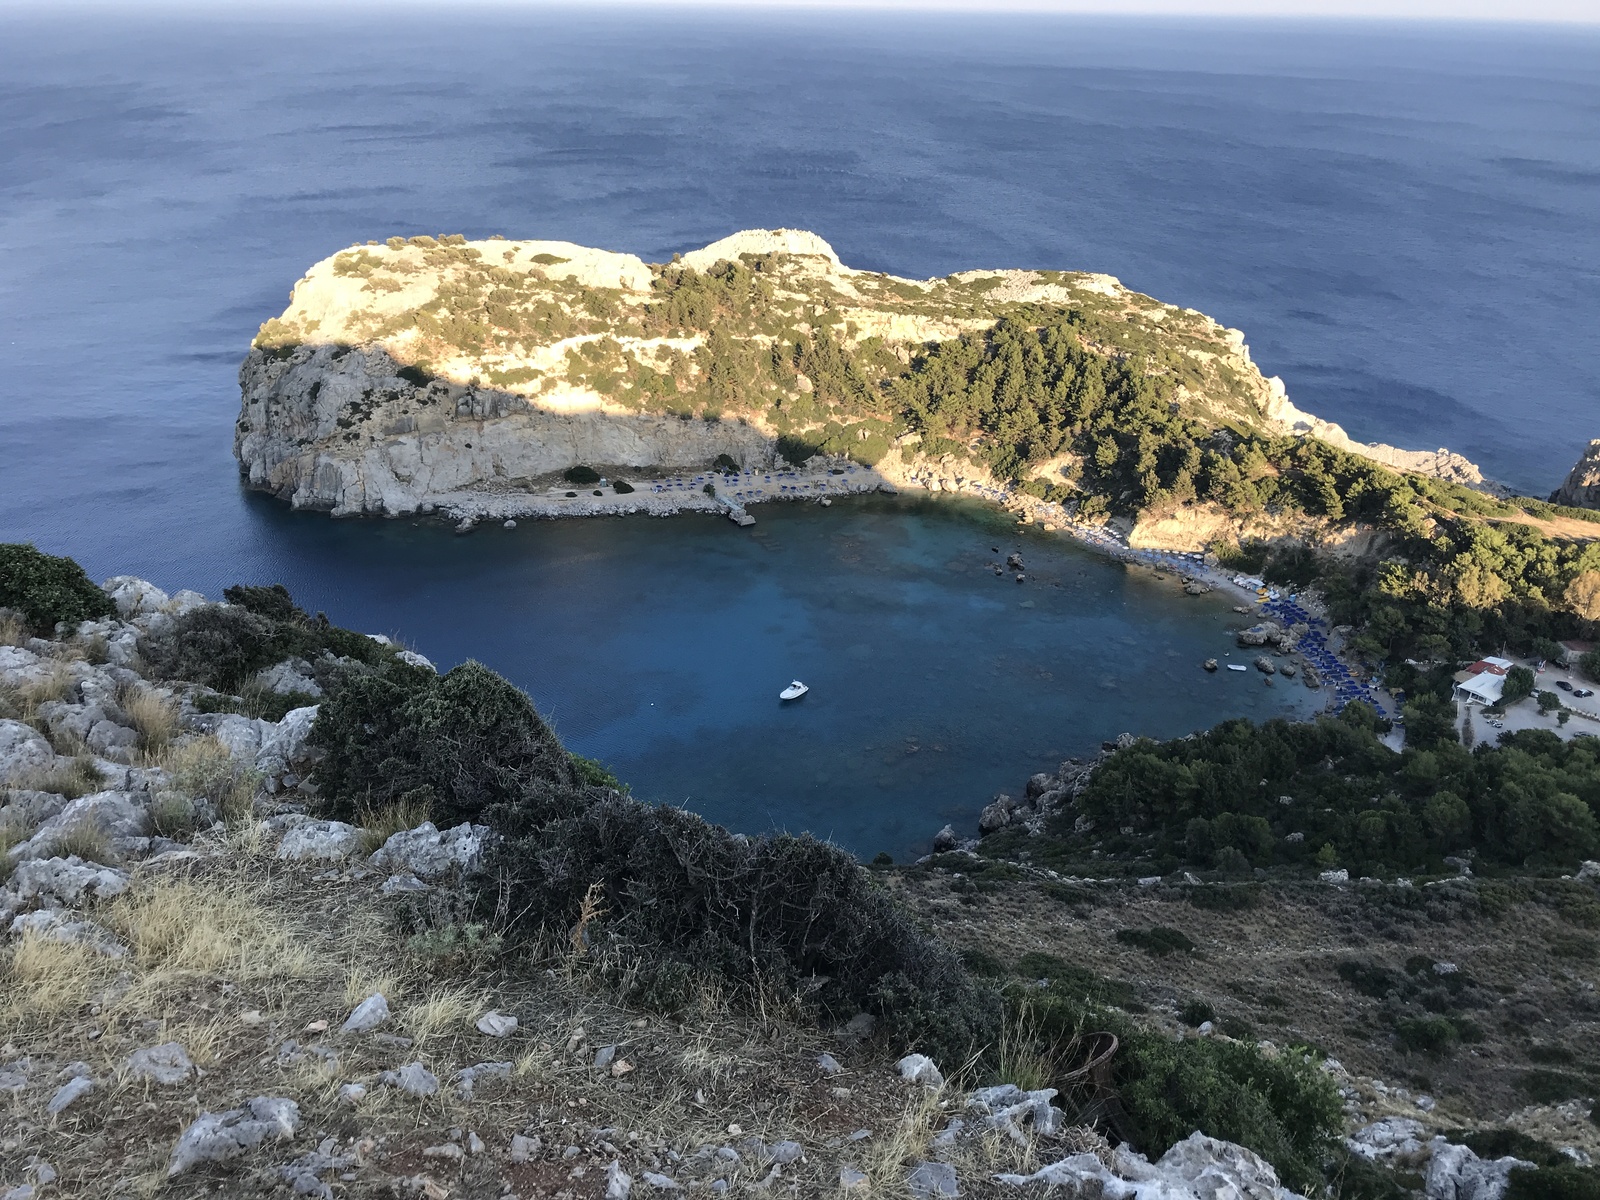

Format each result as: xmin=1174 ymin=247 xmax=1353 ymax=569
xmin=641 ymin=1171 xmax=680 ymax=1189
xmin=47 ymin=1074 xmax=93 ymax=1115
xmin=126 ymin=1042 xmax=194 ymax=1085
xmin=509 ymin=1134 xmax=542 ymax=1163
xmin=770 ymin=1141 xmax=803 ymax=1165
xmin=1425 ymin=1138 xmax=1533 ymax=1200
xmin=606 ymin=1160 xmax=633 ymax=1200
xmin=423 ymin=1143 xmax=464 ymax=1161
xmin=908 ymin=1160 xmax=958 ymax=1199
xmin=454 ymin=1060 xmax=512 ymax=1100
xmin=476 ymin=1010 xmax=517 ymax=1038
xmin=897 ymin=1054 xmax=944 ymax=1088
xmin=253 ymin=658 xmax=324 ymax=698
xmin=817 ymin=1052 xmax=843 ymax=1075
xmin=380 ymin=872 xmax=430 ymax=895
xmin=338 ymin=1083 xmax=367 ymax=1105
xmin=377 ymin=1062 xmax=438 ymax=1097
xmin=595 ymin=1044 xmax=617 ymax=1069
xmin=1320 ymin=869 xmax=1350 ymax=884
xmin=840 ymin=1166 xmax=868 ymax=1189
xmin=166 ymin=1096 xmax=300 ymax=1177
xmin=968 ymin=1083 xmax=1064 ymax=1144
xmin=397 ymin=649 xmax=436 ymax=672
xmin=467 ymin=1131 xmax=485 ymax=1155
xmin=340 ymin=993 xmax=390 ymax=1034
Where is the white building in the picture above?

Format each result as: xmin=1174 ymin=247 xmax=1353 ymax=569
xmin=1453 ymin=656 xmax=1514 ymax=705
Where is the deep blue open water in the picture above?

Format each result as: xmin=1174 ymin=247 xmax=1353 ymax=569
xmin=1 ymin=8 xmax=1596 ymax=853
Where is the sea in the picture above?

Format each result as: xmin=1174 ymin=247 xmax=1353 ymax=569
xmin=1 ymin=8 xmax=1596 ymax=856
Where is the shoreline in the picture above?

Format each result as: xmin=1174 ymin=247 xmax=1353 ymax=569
xmin=428 ymin=457 xmax=1393 ymax=721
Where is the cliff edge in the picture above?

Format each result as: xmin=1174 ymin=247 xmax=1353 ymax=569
xmin=1554 ymin=439 xmax=1600 ymax=510
xmin=236 ymin=229 xmax=1498 ymax=519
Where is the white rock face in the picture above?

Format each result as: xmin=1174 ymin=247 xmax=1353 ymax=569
xmin=255 ymin=705 xmax=320 ymax=783
xmin=0 ymin=720 xmax=55 ymax=783
xmin=1425 ymin=1139 xmax=1533 ymax=1200
xmin=8 ymin=856 xmax=130 ymax=907
xmin=998 ymin=1132 xmax=1308 ymax=1200
xmin=11 ymin=791 xmax=150 ymax=861
xmin=253 ymin=658 xmax=324 ymax=698
xmin=1553 ymin=439 xmax=1600 ymax=510
xmin=275 ymin=818 xmax=361 ymax=862
xmin=102 ymin=576 xmax=169 ymax=617
xmin=369 ymin=821 xmax=491 ymax=880
xmin=9 ymin=910 xmax=128 ymax=957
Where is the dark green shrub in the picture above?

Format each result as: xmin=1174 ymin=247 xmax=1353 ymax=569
xmin=1330 ymin=1148 xmax=1420 ymax=1200
xmin=223 ymin=582 xmax=304 ymax=622
xmin=571 ymin=754 xmax=623 ymax=790
xmin=1449 ymin=1129 xmax=1567 ymax=1168
xmin=1521 ymin=1070 xmax=1596 ymax=1104
xmin=1506 ymin=1166 xmax=1600 ymax=1200
xmin=612 ymin=479 xmax=635 ymax=494
xmin=397 ymin=365 xmax=433 ymax=387
xmin=0 ymin=544 xmax=114 ymax=630
xmin=960 ymin=949 xmax=1005 ymax=978
xmin=487 ymin=793 xmax=998 ymax=1065
xmin=1116 ymin=926 xmax=1195 ymax=956
xmin=310 ymin=660 xmax=574 ymax=827
xmin=1338 ymin=960 xmax=1403 ymax=999
xmin=563 ymin=465 xmax=601 ymax=485
xmin=1186 ymin=884 xmax=1261 ymax=912
xmin=142 ymin=604 xmax=282 ymax=691
xmin=1396 ymin=1015 xmax=1459 ymax=1056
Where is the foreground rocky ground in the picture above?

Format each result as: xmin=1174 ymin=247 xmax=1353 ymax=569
xmin=0 ymin=577 xmax=1591 ymax=1198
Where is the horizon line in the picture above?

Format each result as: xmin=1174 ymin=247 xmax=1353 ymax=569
xmin=3 ymin=0 xmax=1598 ymax=24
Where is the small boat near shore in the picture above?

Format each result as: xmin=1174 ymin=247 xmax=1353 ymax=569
xmin=1226 ymin=664 xmax=1248 ymax=672
xmin=780 ymin=681 xmax=809 ymax=701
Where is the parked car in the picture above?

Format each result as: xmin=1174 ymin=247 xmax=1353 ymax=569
xmin=1557 ymin=679 xmax=1574 ymax=692
xmin=1575 ymin=688 xmax=1595 ymax=699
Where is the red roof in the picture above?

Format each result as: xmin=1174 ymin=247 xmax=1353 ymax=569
xmin=1465 ymin=660 xmax=1508 ymax=676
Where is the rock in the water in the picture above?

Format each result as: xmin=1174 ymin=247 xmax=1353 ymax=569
xmin=167 ymin=1096 xmax=300 ymax=1177
xmin=276 ymin=818 xmax=362 ymax=862
xmin=1203 ymin=659 xmax=1218 ymax=672
xmin=1553 ymin=439 xmax=1600 ymax=510
xmin=127 ymin=1042 xmax=194 ymax=1086
xmin=340 ymin=993 xmax=390 ymax=1034
xmin=369 ymin=821 xmax=491 ymax=879
xmin=1254 ymin=656 xmax=1277 ymax=675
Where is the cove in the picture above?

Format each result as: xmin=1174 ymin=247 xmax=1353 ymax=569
xmin=235 ymin=493 xmax=1321 ymax=859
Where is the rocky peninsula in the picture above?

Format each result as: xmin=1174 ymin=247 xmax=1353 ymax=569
xmin=236 ymin=229 xmax=1504 ymax=528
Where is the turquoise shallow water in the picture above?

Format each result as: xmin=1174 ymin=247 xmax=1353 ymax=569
xmin=227 ymin=493 xmax=1319 ymax=858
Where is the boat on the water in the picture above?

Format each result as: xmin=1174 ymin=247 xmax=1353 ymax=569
xmin=1226 ymin=664 xmax=1248 ymax=672
xmin=779 ymin=681 xmax=809 ymax=701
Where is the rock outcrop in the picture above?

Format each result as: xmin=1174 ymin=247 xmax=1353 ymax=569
xmin=237 ymin=229 xmax=1500 ymax=522
xmin=1553 ymin=439 xmax=1600 ymax=510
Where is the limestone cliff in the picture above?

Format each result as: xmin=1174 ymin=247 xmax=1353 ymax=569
xmin=236 ymin=229 xmax=1498 ymax=518
xmin=1553 ymin=439 xmax=1600 ymax=510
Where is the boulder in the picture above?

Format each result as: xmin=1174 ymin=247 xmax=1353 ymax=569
xmin=256 ymin=705 xmax=320 ymax=783
xmin=1254 ymin=657 xmax=1277 ymax=675
xmin=931 ymin=824 xmax=958 ymax=853
xmin=275 ymin=818 xmax=361 ymax=862
xmin=102 ymin=577 xmax=169 ymax=618
xmin=212 ymin=714 xmax=272 ymax=764
xmin=8 ymin=856 xmax=130 ymax=907
xmin=1025 ymin=773 xmax=1056 ymax=800
xmin=476 ymin=1010 xmax=518 ymax=1038
xmin=0 ymin=720 xmax=55 ymax=783
xmin=167 ymin=590 xmax=209 ymax=616
xmin=47 ymin=1074 xmax=93 ymax=1115
xmin=368 ymin=821 xmax=491 ymax=880
xmin=340 ymin=993 xmax=390 ymax=1034
xmin=968 ymin=1084 xmax=1064 ymax=1144
xmin=377 ymin=1061 xmax=439 ymax=1097
xmin=11 ymin=791 xmax=149 ymax=861
xmin=0 ymin=790 xmax=68 ymax=832
xmin=1348 ymin=1117 xmax=1430 ymax=1166
xmin=978 ymin=796 xmax=1015 ymax=834
xmin=397 ymin=649 xmax=436 ymax=672
xmin=1425 ymin=1138 xmax=1533 ymax=1200
xmin=252 ymin=658 xmax=323 ymax=699
xmin=87 ymin=719 xmax=138 ymax=760
xmin=897 ymin=1054 xmax=944 ymax=1088
xmin=166 ymin=1096 xmax=300 ymax=1177
xmin=997 ymin=1132 xmax=1307 ymax=1200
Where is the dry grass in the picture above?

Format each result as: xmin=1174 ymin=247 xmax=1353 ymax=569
xmin=147 ymin=790 xmax=199 ymax=839
xmin=167 ymin=734 xmax=257 ymax=821
xmin=105 ymin=874 xmax=311 ymax=981
xmin=119 ymin=683 xmax=179 ymax=758
xmin=357 ymin=793 xmax=432 ymax=856
xmin=47 ymin=823 xmax=113 ymax=864
xmin=0 ymin=611 xmax=26 ymax=646
xmin=10 ymin=753 xmax=105 ymax=801
xmin=399 ymin=983 xmax=487 ymax=1049
xmin=0 ymin=930 xmax=114 ymax=1026
xmin=0 ymin=662 xmax=74 ymax=725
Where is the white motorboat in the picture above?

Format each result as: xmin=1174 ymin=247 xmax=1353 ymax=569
xmin=779 ymin=681 xmax=809 ymax=701
xmin=1226 ymin=664 xmax=1248 ymax=672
